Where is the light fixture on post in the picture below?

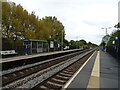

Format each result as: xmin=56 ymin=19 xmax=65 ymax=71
xmin=101 ymin=27 xmax=112 ymax=52
xmin=61 ymin=30 xmax=64 ymax=51
xmin=101 ymin=27 xmax=112 ymax=35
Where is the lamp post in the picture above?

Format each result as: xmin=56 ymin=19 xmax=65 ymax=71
xmin=101 ymin=27 xmax=112 ymax=52
xmin=49 ymin=34 xmax=60 ymax=52
xmin=49 ymin=35 xmax=54 ymax=52
xmin=61 ymin=30 xmax=64 ymax=51
xmin=101 ymin=27 xmax=112 ymax=35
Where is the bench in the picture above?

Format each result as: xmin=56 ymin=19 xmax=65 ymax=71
xmin=0 ymin=50 xmax=17 ymax=58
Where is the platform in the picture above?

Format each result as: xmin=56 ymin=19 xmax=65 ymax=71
xmin=1 ymin=49 xmax=84 ymax=70
xmin=1 ymin=49 xmax=81 ymax=63
xmin=63 ymin=50 xmax=120 ymax=89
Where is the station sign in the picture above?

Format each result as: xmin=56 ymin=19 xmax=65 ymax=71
xmin=50 ymin=41 xmax=54 ymax=48
xmin=102 ymin=35 xmax=110 ymax=44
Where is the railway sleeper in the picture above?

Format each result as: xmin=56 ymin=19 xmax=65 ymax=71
xmin=54 ymin=76 xmax=69 ymax=81
xmin=62 ymin=70 xmax=73 ymax=74
xmin=31 ymin=50 xmax=95 ymax=89
xmin=44 ymin=81 xmax=62 ymax=89
xmin=56 ymin=75 xmax=70 ymax=79
xmin=39 ymin=85 xmax=48 ymax=89
xmin=52 ymin=78 xmax=66 ymax=83
xmin=49 ymin=78 xmax=66 ymax=85
xmin=59 ymin=72 xmax=72 ymax=77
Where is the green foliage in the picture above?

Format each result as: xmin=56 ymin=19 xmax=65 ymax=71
xmin=2 ymin=1 xmax=98 ymax=50
xmin=2 ymin=2 xmax=12 ymax=38
xmin=114 ymin=23 xmax=120 ymax=28
xmin=100 ymin=22 xmax=120 ymax=47
xmin=2 ymin=2 xmax=65 ymax=42
xmin=107 ymin=30 xmax=120 ymax=46
xmin=100 ymin=41 xmax=105 ymax=47
xmin=69 ymin=40 xmax=97 ymax=49
xmin=63 ymin=39 xmax=69 ymax=47
xmin=88 ymin=42 xmax=98 ymax=48
xmin=40 ymin=16 xmax=64 ymax=41
xmin=78 ymin=39 xmax=87 ymax=46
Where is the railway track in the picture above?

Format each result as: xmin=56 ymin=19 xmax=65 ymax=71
xmin=2 ymin=49 xmax=91 ymax=89
xmin=31 ymin=50 xmax=95 ymax=89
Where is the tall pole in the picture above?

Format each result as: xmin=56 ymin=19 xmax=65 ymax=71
xmin=101 ymin=27 xmax=111 ymax=52
xmin=61 ymin=30 xmax=64 ymax=51
xmin=105 ymin=28 xmax=107 ymax=35
xmin=101 ymin=27 xmax=111 ymax=36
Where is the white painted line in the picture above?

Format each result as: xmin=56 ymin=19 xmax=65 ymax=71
xmin=62 ymin=51 xmax=96 ymax=89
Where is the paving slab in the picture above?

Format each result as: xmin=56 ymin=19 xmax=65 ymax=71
xmin=100 ymin=51 xmax=120 ymax=89
xmin=65 ymin=50 xmax=120 ymax=89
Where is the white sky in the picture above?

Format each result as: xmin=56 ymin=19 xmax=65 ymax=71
xmin=10 ymin=0 xmax=119 ymax=45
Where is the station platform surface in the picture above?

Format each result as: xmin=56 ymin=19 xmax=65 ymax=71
xmin=64 ymin=50 xmax=120 ymax=89
xmin=1 ymin=49 xmax=81 ymax=63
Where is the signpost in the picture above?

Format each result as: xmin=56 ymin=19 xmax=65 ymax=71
xmin=118 ymin=1 xmax=120 ymax=23
xmin=50 ymin=41 xmax=54 ymax=48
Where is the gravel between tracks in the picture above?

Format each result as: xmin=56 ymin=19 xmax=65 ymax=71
xmin=2 ymin=49 xmax=95 ymax=89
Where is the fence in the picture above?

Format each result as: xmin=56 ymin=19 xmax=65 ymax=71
xmin=106 ymin=46 xmax=120 ymax=60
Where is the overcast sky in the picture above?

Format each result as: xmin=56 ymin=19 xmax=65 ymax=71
xmin=10 ymin=0 xmax=119 ymax=45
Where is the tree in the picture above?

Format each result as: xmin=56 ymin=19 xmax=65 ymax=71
xmin=2 ymin=2 xmax=12 ymax=38
xmin=41 ymin=16 xmax=64 ymax=41
xmin=79 ymin=39 xmax=87 ymax=46
xmin=107 ymin=30 xmax=120 ymax=47
xmin=88 ymin=42 xmax=97 ymax=48
xmin=63 ymin=39 xmax=69 ymax=47
xmin=114 ymin=23 xmax=120 ymax=28
xmin=2 ymin=2 xmax=65 ymax=43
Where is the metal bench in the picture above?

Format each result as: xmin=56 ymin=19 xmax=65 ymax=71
xmin=0 ymin=50 xmax=17 ymax=58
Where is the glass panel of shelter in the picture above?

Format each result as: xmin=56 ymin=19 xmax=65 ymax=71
xmin=32 ymin=41 xmax=37 ymax=54
xmin=37 ymin=41 xmax=43 ymax=53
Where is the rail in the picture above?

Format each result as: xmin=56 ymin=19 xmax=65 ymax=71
xmin=2 ymin=49 xmax=96 ymax=89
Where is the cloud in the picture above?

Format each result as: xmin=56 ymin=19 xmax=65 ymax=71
xmin=10 ymin=0 xmax=119 ymax=45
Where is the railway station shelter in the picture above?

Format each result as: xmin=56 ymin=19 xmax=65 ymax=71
xmin=22 ymin=39 xmax=49 ymax=55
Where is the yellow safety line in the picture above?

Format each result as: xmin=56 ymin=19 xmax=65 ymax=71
xmin=87 ymin=51 xmax=100 ymax=89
